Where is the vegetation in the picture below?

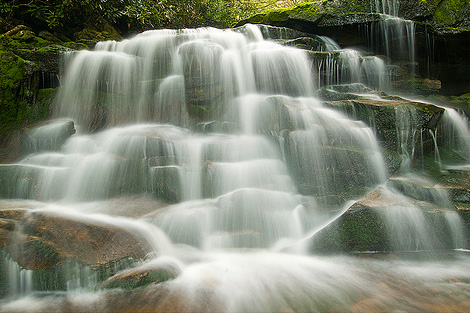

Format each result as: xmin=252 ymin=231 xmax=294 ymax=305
xmin=0 ymin=0 xmax=310 ymax=39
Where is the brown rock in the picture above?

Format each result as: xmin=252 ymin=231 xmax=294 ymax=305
xmin=8 ymin=211 xmax=153 ymax=270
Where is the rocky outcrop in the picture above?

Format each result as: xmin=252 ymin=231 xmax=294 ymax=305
xmin=0 ymin=25 xmax=75 ymax=161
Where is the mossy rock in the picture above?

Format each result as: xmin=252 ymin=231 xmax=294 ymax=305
xmin=0 ymin=51 xmax=28 ymax=139
xmin=431 ymin=0 xmax=470 ymax=30
xmin=310 ymin=200 xmax=389 ymax=254
xmin=75 ymin=22 xmax=122 ymax=42
xmin=310 ymin=186 xmax=464 ymax=254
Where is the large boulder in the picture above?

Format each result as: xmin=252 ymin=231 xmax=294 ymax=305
xmin=310 ymin=184 xmax=466 ymax=254
xmin=6 ymin=210 xmax=154 ymax=270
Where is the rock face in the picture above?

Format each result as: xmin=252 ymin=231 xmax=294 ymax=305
xmin=316 ymin=83 xmax=444 ymax=173
xmin=5 ymin=210 xmax=153 ymax=270
xmin=0 ymin=25 xmax=74 ymax=161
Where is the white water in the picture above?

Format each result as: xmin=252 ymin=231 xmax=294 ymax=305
xmin=0 ymin=25 xmax=468 ymax=312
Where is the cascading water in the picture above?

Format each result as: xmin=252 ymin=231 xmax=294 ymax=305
xmin=309 ymin=39 xmax=391 ymax=91
xmin=369 ymin=0 xmax=416 ymax=80
xmin=1 ymin=25 xmax=469 ymax=312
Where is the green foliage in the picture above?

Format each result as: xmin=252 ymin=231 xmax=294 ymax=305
xmin=124 ymin=0 xmax=256 ymax=29
xmin=2 ymin=0 xmax=260 ymax=34
xmin=433 ymin=0 xmax=470 ymax=28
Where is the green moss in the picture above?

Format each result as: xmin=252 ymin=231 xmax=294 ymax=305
xmin=433 ymin=0 xmax=470 ymax=28
xmin=0 ymin=51 xmax=28 ymax=138
xmin=63 ymin=41 xmax=88 ymax=49
xmin=247 ymin=2 xmax=322 ymax=25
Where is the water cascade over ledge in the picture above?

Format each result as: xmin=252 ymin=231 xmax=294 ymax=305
xmin=1 ymin=24 xmax=470 ymax=312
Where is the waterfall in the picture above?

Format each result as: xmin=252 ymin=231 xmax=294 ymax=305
xmin=0 ymin=24 xmax=468 ymax=312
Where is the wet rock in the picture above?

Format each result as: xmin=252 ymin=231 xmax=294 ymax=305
xmin=309 ymin=190 xmax=390 ymax=254
xmin=420 ymin=163 xmax=470 ymax=235
xmin=319 ymin=86 xmax=444 ymax=169
xmin=196 ymin=121 xmax=236 ymax=134
xmin=256 ymin=95 xmax=297 ymax=133
xmin=0 ymin=218 xmax=16 ymax=246
xmin=99 ymin=259 xmax=181 ymax=290
xmin=7 ymin=210 xmax=153 ymax=270
xmin=285 ymin=142 xmax=380 ymax=203
xmin=20 ymin=119 xmax=76 ymax=154
xmin=310 ymin=186 xmax=464 ymax=254
xmin=0 ymin=164 xmax=42 ymax=199
xmin=152 ymin=166 xmax=182 ymax=203
xmin=279 ymin=36 xmax=326 ymax=51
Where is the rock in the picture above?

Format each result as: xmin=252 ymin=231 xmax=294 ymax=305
xmin=20 ymin=119 xmax=76 ymax=154
xmin=0 ymin=207 xmax=30 ymax=248
xmin=75 ymin=22 xmax=122 ymax=42
xmin=310 ymin=186 xmax=465 ymax=254
xmin=152 ymin=166 xmax=182 ymax=203
xmin=256 ymin=95 xmax=297 ymax=133
xmin=0 ymin=218 xmax=16 ymax=246
xmin=1 ymin=25 xmax=30 ymax=37
xmin=99 ymin=258 xmax=181 ymax=290
xmin=7 ymin=210 xmax=153 ymax=270
xmin=38 ymin=31 xmax=62 ymax=43
xmin=0 ymin=34 xmax=70 ymax=153
xmin=319 ymin=85 xmax=444 ymax=170
xmin=0 ymin=164 xmax=43 ymax=199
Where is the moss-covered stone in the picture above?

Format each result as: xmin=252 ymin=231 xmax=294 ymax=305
xmin=310 ymin=200 xmax=389 ymax=254
xmin=432 ymin=0 xmax=470 ymax=30
xmin=0 ymin=51 xmax=29 ymax=140
xmin=310 ymin=186 xmax=465 ymax=254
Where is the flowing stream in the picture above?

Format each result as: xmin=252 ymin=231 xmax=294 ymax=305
xmin=1 ymin=24 xmax=470 ymax=312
